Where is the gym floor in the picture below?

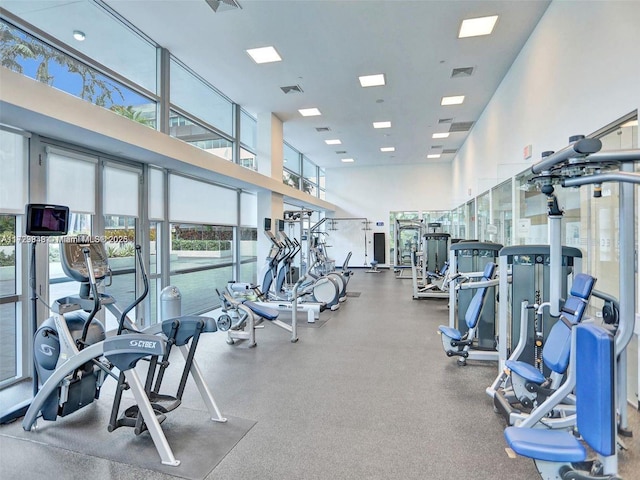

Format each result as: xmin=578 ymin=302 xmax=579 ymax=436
xmin=1 ymin=270 xmax=639 ymax=479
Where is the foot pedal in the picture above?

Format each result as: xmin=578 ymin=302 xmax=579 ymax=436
xmin=117 ymin=405 xmax=167 ymax=435
xmin=147 ymin=393 xmax=182 ymax=413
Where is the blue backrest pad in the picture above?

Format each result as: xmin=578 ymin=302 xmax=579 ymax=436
xmin=561 ymin=296 xmax=587 ymax=323
xmin=482 ymin=262 xmax=496 ymax=280
xmin=541 ymin=320 xmax=573 ymax=374
xmin=570 ymin=273 xmax=597 ymax=299
xmin=560 ymin=273 xmax=595 ymax=323
xmin=464 ymin=262 xmax=495 ymax=329
xmin=576 ymin=324 xmax=615 ymax=457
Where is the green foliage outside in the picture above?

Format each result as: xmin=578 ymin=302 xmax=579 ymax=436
xmin=172 ymin=239 xmax=231 ymax=251
xmin=0 ymin=21 xmax=151 ymax=126
xmin=0 ymin=250 xmax=14 ymax=267
xmin=106 ymin=243 xmax=135 ymax=258
xmin=0 ymin=215 xmax=15 ymax=246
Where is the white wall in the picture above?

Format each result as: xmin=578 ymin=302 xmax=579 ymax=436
xmin=325 ymin=162 xmax=452 ymax=266
xmin=323 ymin=1 xmax=640 ymax=267
xmin=451 ymin=0 xmax=640 ymax=204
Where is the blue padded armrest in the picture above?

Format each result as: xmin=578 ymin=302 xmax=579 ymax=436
xmin=504 ymin=427 xmax=585 ymax=462
xmin=438 ymin=325 xmax=462 ymax=341
xmin=244 ymin=301 xmax=279 ymax=321
xmin=505 ymin=360 xmax=546 ymax=384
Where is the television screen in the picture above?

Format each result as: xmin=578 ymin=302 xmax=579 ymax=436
xmin=26 ymin=204 xmax=69 ymax=236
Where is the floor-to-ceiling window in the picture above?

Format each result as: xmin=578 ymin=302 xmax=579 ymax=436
xmin=239 ymin=192 xmax=258 ymax=284
xmin=0 ymin=128 xmax=27 ymax=386
xmin=491 ymin=179 xmax=513 ymax=246
xmin=168 ymin=174 xmax=237 ymax=314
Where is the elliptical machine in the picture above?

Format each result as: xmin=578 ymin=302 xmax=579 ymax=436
xmin=260 ymin=218 xmax=341 ymax=311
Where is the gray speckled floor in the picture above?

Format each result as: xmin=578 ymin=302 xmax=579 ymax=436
xmin=1 ymin=270 xmax=638 ymax=479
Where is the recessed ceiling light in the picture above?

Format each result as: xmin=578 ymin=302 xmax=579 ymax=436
xmin=246 ymin=46 xmax=282 ymax=64
xmin=341 ymin=158 xmax=355 ymax=163
xmin=458 ymin=15 xmax=499 ymax=38
xmin=325 ymin=139 xmax=342 ymax=145
xmin=432 ymin=132 xmax=450 ymax=139
xmin=359 ymin=73 xmax=386 ymax=87
xmin=373 ymin=121 xmax=391 ymax=129
xmin=441 ymin=95 xmax=465 ymax=105
xmin=380 ymin=147 xmax=395 ymax=152
xmin=73 ymin=30 xmax=86 ymax=41
xmin=298 ymin=108 xmax=322 ymax=117
xmin=427 ymin=154 xmax=442 ymax=159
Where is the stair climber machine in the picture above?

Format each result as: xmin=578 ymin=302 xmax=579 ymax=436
xmin=19 ymin=206 xmax=187 ymax=466
xmin=100 ymin=240 xmax=227 ymax=437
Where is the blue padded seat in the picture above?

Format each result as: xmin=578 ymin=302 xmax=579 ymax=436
xmin=505 ymin=359 xmax=546 ymax=384
xmin=438 ymin=326 xmax=462 ymax=341
xmin=244 ymin=301 xmax=279 ymax=321
xmin=505 ymin=324 xmax=615 ymax=466
xmin=504 ymin=424 xmax=585 ymax=462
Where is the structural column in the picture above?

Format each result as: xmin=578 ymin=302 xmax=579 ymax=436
xmin=256 ymin=112 xmax=285 ymax=266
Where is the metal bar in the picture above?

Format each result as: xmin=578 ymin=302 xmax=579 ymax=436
xmin=548 ymin=214 xmax=562 ymax=317
xmin=125 ymin=369 xmax=180 ymax=466
xmin=585 ymin=149 xmax=640 ymax=163
xmin=178 ymin=345 xmax=227 ymax=422
xmin=617 ymin=161 xmax=635 ymax=431
xmin=563 ymin=171 xmax=640 ymax=187
xmin=531 ymin=138 xmax=602 ymax=174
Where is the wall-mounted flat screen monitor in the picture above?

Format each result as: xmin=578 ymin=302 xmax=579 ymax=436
xmin=26 ymin=204 xmax=69 ymax=236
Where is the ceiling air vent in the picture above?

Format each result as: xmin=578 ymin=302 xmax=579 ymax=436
xmin=315 ymin=127 xmax=331 ymax=132
xmin=449 ymin=121 xmax=474 ymax=132
xmin=281 ymin=84 xmax=304 ymax=94
xmin=335 ymin=150 xmax=347 ymax=155
xmin=438 ymin=118 xmax=453 ymax=124
xmin=431 ymin=145 xmax=443 ymax=149
xmin=205 ymin=0 xmax=242 ymax=13
xmin=442 ymin=149 xmax=458 ymax=154
xmin=451 ymin=67 xmax=474 ymax=78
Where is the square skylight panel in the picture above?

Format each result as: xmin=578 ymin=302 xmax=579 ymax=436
xmin=299 ymin=108 xmax=322 ymax=117
xmin=458 ymin=15 xmax=499 ymax=38
xmin=325 ymin=139 xmax=342 ymax=145
xmin=359 ymin=73 xmax=386 ymax=87
xmin=441 ymin=95 xmax=465 ymax=105
xmin=246 ymin=46 xmax=282 ymax=64
xmin=373 ymin=121 xmax=391 ymax=129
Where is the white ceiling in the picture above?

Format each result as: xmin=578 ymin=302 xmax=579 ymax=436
xmin=5 ymin=0 xmax=551 ymax=169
